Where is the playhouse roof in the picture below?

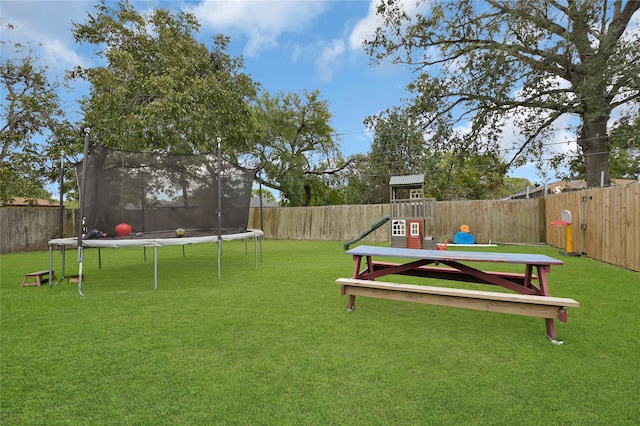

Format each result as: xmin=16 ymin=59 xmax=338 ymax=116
xmin=389 ymin=174 xmax=425 ymax=186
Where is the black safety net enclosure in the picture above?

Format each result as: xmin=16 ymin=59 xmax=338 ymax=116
xmin=76 ymin=146 xmax=257 ymax=238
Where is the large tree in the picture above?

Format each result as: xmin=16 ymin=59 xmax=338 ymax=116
xmin=70 ymin=0 xmax=259 ymax=155
xmin=359 ymin=107 xmax=509 ymax=201
xmin=361 ymin=107 xmax=429 ymax=203
xmin=559 ymin=112 xmax=640 ymax=179
xmin=364 ymin=0 xmax=640 ymax=187
xmin=249 ymin=89 xmax=345 ymax=206
xmin=607 ymin=114 xmax=640 ymax=178
xmin=427 ymin=149 xmax=509 ymax=200
xmin=0 ymin=24 xmax=67 ymax=204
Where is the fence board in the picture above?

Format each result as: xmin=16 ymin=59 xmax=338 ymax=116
xmin=633 ymin=183 xmax=640 ymax=270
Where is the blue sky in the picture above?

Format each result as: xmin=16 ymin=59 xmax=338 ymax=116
xmin=6 ymin=0 xmax=633 ymax=185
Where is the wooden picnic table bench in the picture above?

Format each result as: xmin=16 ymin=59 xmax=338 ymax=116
xmin=336 ymin=278 xmax=579 ymax=321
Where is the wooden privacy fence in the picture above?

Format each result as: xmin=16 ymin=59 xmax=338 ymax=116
xmin=249 ymin=198 xmax=543 ymax=245
xmin=249 ymin=203 xmax=391 ymax=243
xmin=546 ymin=183 xmax=639 ymax=272
xmin=250 ymin=185 xmax=639 ymax=272
xmin=436 ymin=199 xmax=544 ymax=244
xmin=0 ymin=207 xmax=76 ymax=254
xmin=3 ymin=185 xmax=638 ymax=271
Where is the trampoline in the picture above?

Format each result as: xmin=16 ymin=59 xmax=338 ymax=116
xmin=50 ymin=134 xmax=263 ymax=295
xmin=48 ymin=229 xmax=263 ymax=292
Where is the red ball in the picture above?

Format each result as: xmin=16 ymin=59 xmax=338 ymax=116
xmin=115 ymin=223 xmax=132 ymax=237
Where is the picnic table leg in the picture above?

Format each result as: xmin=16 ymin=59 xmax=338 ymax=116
xmin=537 ymin=265 xmax=564 ymax=345
xmin=352 ymin=255 xmax=362 ymax=278
xmin=347 ymin=295 xmax=356 ymax=312
xmin=341 ymin=284 xmax=357 ymax=311
xmin=348 ymin=255 xmax=368 ymax=311
xmin=545 ymin=319 xmax=562 ymax=345
xmin=524 ymin=264 xmax=534 ymax=288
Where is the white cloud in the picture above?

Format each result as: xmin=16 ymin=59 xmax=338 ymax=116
xmin=41 ymin=39 xmax=90 ymax=70
xmin=450 ymin=103 xmax=579 ymax=183
xmin=500 ymin=113 xmax=578 ymax=183
xmin=1 ymin=1 xmax=90 ymax=72
xmin=348 ymin=0 xmax=380 ymax=51
xmin=188 ymin=0 xmax=328 ymax=57
xmin=348 ymin=0 xmax=426 ymax=52
xmin=2 ymin=1 xmax=85 ymax=38
xmin=315 ymin=39 xmax=345 ymax=82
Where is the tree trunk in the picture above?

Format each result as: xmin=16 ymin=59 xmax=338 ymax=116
xmin=579 ymin=115 xmax=610 ymax=188
xmin=303 ymin=184 xmax=311 ymax=207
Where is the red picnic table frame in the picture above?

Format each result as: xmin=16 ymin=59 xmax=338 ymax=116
xmin=342 ymin=245 xmax=579 ymax=344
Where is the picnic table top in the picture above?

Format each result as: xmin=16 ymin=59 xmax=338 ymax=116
xmin=346 ymin=245 xmax=563 ymax=266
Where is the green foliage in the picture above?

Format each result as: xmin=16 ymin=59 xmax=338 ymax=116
xmin=251 ymin=188 xmax=277 ymax=202
xmin=361 ymin=107 xmax=426 ymax=203
xmin=251 ymin=89 xmax=343 ymax=206
xmin=352 ymin=108 xmax=510 ymax=201
xmin=502 ymin=176 xmax=534 ymax=197
xmin=305 ymin=171 xmax=351 ymax=206
xmin=0 ymin=24 xmax=67 ymax=203
xmin=554 ymin=114 xmax=640 ymax=181
xmin=1 ymin=241 xmax=639 ymax=424
xmin=330 ymin=153 xmax=372 ymax=205
xmin=70 ymin=0 xmax=259 ymax=154
xmin=607 ymin=115 xmax=640 ymax=179
xmin=364 ymin=0 xmax=640 ymax=187
xmin=427 ymin=150 xmax=509 ymax=200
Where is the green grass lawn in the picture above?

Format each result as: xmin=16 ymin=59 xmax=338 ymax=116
xmin=1 ymin=240 xmax=639 ymax=425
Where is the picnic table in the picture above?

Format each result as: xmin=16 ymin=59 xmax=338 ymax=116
xmin=337 ymin=245 xmax=579 ymax=344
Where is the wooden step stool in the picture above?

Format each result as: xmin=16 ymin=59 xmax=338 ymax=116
xmin=21 ymin=270 xmax=56 ymax=287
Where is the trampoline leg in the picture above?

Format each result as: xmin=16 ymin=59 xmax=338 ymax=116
xmin=254 ymin=237 xmax=258 ymax=269
xmin=154 ymin=246 xmax=158 ymax=290
xmin=49 ymin=246 xmax=54 ymax=288
xmin=77 ymin=246 xmax=84 ymax=296
xmin=217 ymin=240 xmax=221 ymax=281
xmin=61 ymin=245 xmax=66 ymax=281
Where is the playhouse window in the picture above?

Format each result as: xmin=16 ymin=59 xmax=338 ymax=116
xmin=410 ymin=189 xmax=422 ymax=199
xmin=410 ymin=222 xmax=420 ymax=236
xmin=392 ymin=220 xmax=406 ymax=236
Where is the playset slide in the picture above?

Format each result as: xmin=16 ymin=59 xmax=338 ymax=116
xmin=343 ymin=216 xmax=390 ymax=250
